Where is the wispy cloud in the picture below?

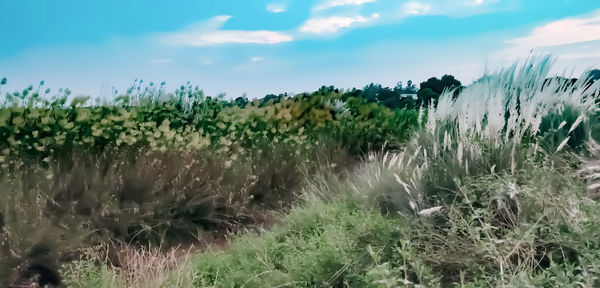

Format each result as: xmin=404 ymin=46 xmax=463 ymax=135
xmin=463 ymin=0 xmax=498 ymax=6
xmin=250 ymin=56 xmax=265 ymax=62
xmin=158 ymin=15 xmax=293 ymax=46
xmin=298 ymin=0 xmax=508 ymax=37
xmin=403 ymin=1 xmax=432 ymax=15
xmin=266 ymin=3 xmax=286 ymax=13
xmin=314 ymin=0 xmax=376 ymax=11
xmin=468 ymin=0 xmax=484 ymax=5
xmin=300 ymin=14 xmax=379 ymax=34
xmin=398 ymin=0 xmax=506 ymax=18
xmin=504 ymin=11 xmax=600 ymax=57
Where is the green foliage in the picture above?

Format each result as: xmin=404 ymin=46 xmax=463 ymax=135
xmin=192 ymin=198 xmax=407 ymax=288
xmin=343 ymin=58 xmax=600 ymax=286
xmin=0 ymin=143 xmax=353 ymax=286
xmin=5 ymin=58 xmax=600 ymax=287
xmin=0 ymin=81 xmax=418 ymax=286
xmin=417 ymin=74 xmax=463 ymax=106
xmin=0 ymin=83 xmax=418 ymax=164
xmin=61 ymin=259 xmax=126 ymax=288
xmin=175 ymin=59 xmax=600 ymax=288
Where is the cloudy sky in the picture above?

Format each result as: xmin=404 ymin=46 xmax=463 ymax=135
xmin=1 ymin=0 xmax=599 ymax=98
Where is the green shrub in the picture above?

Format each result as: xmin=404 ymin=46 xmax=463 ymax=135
xmin=0 ymin=80 xmax=420 ymax=286
xmin=193 ymin=198 xmax=407 ymax=287
xmin=345 ymin=57 xmax=600 ymax=286
xmin=0 ymin=84 xmax=419 ymax=165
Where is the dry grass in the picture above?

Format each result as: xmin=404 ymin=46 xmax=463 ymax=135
xmin=61 ymin=243 xmax=198 ymax=288
xmin=1 ymin=143 xmax=337 ymax=287
xmin=108 ymin=244 xmax=196 ymax=288
xmin=581 ymin=140 xmax=600 ymax=199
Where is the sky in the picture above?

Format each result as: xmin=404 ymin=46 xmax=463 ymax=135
xmin=1 ymin=0 xmax=600 ymax=99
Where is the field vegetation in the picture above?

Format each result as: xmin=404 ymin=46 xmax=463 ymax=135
xmin=1 ymin=56 xmax=600 ymax=287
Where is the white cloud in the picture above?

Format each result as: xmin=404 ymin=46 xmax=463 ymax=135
xmin=464 ymin=0 xmax=496 ymax=6
xmin=314 ymin=0 xmax=376 ymax=11
xmin=396 ymin=0 xmax=507 ymax=18
xmin=159 ymin=15 xmax=293 ymax=46
xmin=505 ymin=12 xmax=600 ymax=56
xmin=191 ymin=31 xmax=292 ymax=45
xmin=266 ymin=3 xmax=286 ymax=13
xmin=250 ymin=56 xmax=265 ymax=62
xmin=300 ymin=14 xmax=380 ymax=34
xmin=404 ymin=1 xmax=432 ymax=15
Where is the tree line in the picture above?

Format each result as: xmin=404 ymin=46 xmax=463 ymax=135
xmin=231 ymin=69 xmax=599 ymax=110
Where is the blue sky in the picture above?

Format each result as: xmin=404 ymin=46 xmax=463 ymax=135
xmin=1 ymin=0 xmax=599 ymax=99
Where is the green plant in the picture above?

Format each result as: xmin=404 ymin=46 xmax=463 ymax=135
xmin=192 ymin=198 xmax=407 ymax=288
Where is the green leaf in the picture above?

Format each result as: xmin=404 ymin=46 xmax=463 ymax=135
xmin=0 ymin=109 xmax=10 ymax=126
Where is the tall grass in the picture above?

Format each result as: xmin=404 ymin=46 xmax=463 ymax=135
xmin=0 ymin=142 xmax=356 ymax=286
xmin=4 ymin=56 xmax=600 ymax=287
xmin=366 ymin=56 xmax=600 ymax=213
xmin=350 ymin=56 xmax=600 ymax=286
xmin=178 ymin=57 xmax=600 ymax=287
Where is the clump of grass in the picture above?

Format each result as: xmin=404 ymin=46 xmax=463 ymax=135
xmin=62 ymin=244 xmax=197 ymax=288
xmin=1 ymin=142 xmax=352 ymax=287
xmin=51 ymin=57 xmax=600 ymax=287
xmin=182 ymin=57 xmax=600 ymax=287
xmin=0 ymin=162 xmax=84 ymax=287
xmin=192 ymin=197 xmax=407 ymax=287
xmin=581 ymin=140 xmax=600 ymax=199
xmin=347 ymin=56 xmax=600 ymax=286
xmin=5 ymin=56 xmax=599 ymax=286
xmin=61 ymin=259 xmax=126 ymax=288
xmin=355 ymin=57 xmax=598 ymax=214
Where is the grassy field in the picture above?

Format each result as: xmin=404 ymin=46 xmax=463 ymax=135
xmin=2 ymin=57 xmax=600 ymax=287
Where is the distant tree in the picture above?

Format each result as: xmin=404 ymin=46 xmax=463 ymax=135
xmin=341 ymin=88 xmax=362 ymax=101
xmin=259 ymin=93 xmax=283 ymax=107
xmin=420 ymin=75 xmax=461 ymax=94
xmin=317 ymin=85 xmax=339 ymax=95
xmin=405 ymin=80 xmax=417 ymax=93
xmin=393 ymin=80 xmax=417 ymax=94
xmin=394 ymin=81 xmax=403 ymax=92
xmin=234 ymin=95 xmax=248 ymax=108
xmin=382 ymin=95 xmax=416 ymax=109
xmin=418 ymin=75 xmax=462 ymax=106
xmin=377 ymin=87 xmax=396 ymax=102
xmin=440 ymin=75 xmax=461 ymax=92
xmin=363 ymin=83 xmax=382 ymax=102
xmin=417 ymin=88 xmax=439 ymax=107
xmin=420 ymin=77 xmax=443 ymax=94
xmin=398 ymin=97 xmax=417 ymax=109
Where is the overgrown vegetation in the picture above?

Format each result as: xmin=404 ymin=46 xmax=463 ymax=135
xmin=2 ymin=56 xmax=600 ymax=287
xmin=0 ymin=77 xmax=418 ymax=286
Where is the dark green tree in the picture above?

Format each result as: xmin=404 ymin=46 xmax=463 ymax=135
xmin=363 ymin=83 xmax=382 ymax=103
xmin=418 ymin=75 xmax=462 ymax=106
xmin=417 ymin=88 xmax=439 ymax=106
xmin=234 ymin=96 xmax=249 ymax=108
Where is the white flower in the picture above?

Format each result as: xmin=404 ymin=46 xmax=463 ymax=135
xmin=418 ymin=206 xmax=443 ymax=216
